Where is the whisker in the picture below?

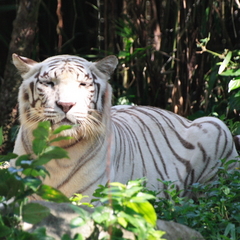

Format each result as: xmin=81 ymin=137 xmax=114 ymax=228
xmin=75 ymin=110 xmax=105 ymax=140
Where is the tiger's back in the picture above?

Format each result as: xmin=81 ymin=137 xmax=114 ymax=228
xmin=11 ymin=53 xmax=239 ymax=200
xmin=110 ymin=105 xmax=238 ymax=196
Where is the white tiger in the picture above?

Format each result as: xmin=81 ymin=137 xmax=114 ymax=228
xmin=11 ymin=53 xmax=239 ymax=200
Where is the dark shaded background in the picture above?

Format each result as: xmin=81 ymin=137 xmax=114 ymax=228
xmin=0 ymin=0 xmax=240 ymax=151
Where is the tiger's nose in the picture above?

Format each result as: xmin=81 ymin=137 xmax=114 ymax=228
xmin=57 ymin=101 xmax=76 ymax=113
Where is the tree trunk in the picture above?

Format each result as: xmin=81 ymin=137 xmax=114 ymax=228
xmin=0 ymin=0 xmax=41 ymax=152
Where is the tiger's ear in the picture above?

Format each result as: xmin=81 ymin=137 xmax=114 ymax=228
xmin=94 ymin=55 xmax=118 ymax=78
xmin=12 ymin=53 xmax=38 ymax=75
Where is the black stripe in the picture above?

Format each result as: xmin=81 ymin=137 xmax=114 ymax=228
xmin=56 ymin=136 xmax=106 ymax=189
xmin=124 ymin=107 xmax=192 ymax=172
xmin=112 ymin=117 xmax=138 ymax=175
xmin=113 ymin=115 xmax=147 ymax=177
xmin=75 ymin=171 xmax=106 ymax=194
xmin=21 ymin=129 xmax=32 ymax=155
xmin=113 ymin=109 xmax=168 ymax=179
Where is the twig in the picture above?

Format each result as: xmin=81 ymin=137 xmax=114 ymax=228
xmin=56 ymin=0 xmax=63 ymax=53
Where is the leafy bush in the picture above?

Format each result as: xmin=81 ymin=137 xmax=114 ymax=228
xmin=0 ymin=122 xmax=72 ymax=239
xmin=151 ymin=160 xmax=240 ymax=240
xmin=71 ymin=180 xmax=165 ymax=240
xmin=197 ymin=37 xmax=240 ymax=122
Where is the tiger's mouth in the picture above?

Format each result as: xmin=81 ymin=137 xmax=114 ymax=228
xmin=59 ymin=117 xmax=74 ymax=125
xmin=52 ymin=117 xmax=75 ymax=126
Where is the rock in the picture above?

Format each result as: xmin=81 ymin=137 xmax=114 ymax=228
xmin=25 ymin=201 xmax=205 ymax=240
xmin=156 ymin=220 xmax=204 ymax=240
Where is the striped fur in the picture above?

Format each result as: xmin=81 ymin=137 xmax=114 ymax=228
xmin=11 ymin=54 xmax=239 ymax=200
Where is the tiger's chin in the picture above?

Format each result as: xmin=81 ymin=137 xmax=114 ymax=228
xmin=50 ymin=118 xmax=100 ymax=148
xmin=50 ymin=124 xmax=84 ymax=148
xmin=51 ymin=116 xmax=78 ymax=130
xmin=52 ymin=119 xmax=80 ymax=135
xmin=50 ymin=125 xmax=103 ymax=148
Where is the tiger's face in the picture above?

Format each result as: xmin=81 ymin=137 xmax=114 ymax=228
xmin=13 ymin=54 xmax=118 ymax=140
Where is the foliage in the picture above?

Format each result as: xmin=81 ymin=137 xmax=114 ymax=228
xmin=197 ymin=36 xmax=240 ymax=117
xmin=0 ymin=122 xmax=71 ymax=239
xmin=71 ymin=180 xmax=165 ymax=240
xmin=110 ymin=0 xmax=240 ymax=119
xmin=2 ymin=0 xmax=240 ymax=129
xmin=151 ymin=159 xmax=240 ymax=240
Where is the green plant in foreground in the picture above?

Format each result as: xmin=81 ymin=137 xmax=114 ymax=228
xmin=70 ymin=180 xmax=166 ymax=240
xmin=0 ymin=122 xmax=71 ymax=239
xmin=153 ymin=159 xmax=240 ymax=240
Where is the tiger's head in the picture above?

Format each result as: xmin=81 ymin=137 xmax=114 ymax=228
xmin=13 ymin=54 xmax=118 ymax=142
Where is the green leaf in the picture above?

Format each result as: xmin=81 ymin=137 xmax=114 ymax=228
xmin=118 ymin=211 xmax=146 ymax=230
xmin=33 ymin=122 xmax=50 ymax=139
xmin=23 ymin=177 xmax=42 ymax=191
xmin=117 ymin=216 xmax=128 ymax=228
xmin=22 ymin=203 xmax=50 ymax=224
xmin=41 ymin=146 xmax=69 ymax=159
xmin=130 ymin=192 xmax=156 ymax=202
xmin=32 ymin=146 xmax=69 ymax=166
xmin=15 ymin=154 xmax=31 ymax=166
xmin=125 ymin=186 xmax=144 ymax=198
xmin=53 ymin=125 xmax=72 ymax=134
xmin=70 ymin=194 xmax=91 ymax=205
xmin=148 ymin=230 xmax=166 ymax=240
xmin=126 ymin=201 xmax=157 ymax=226
xmin=22 ymin=167 xmax=48 ymax=177
xmin=61 ymin=234 xmax=73 ymax=240
xmin=32 ymin=138 xmax=48 ymax=155
xmin=220 ymin=68 xmax=240 ymax=76
xmin=218 ymin=51 xmax=232 ymax=74
xmin=72 ymin=234 xmax=85 ymax=240
xmin=70 ymin=204 xmax=90 ymax=217
xmin=229 ymin=91 xmax=240 ymax=111
xmin=50 ymin=136 xmax=72 ymax=143
xmin=0 ymin=225 xmax=11 ymax=237
xmin=228 ymin=78 xmax=240 ymax=92
xmin=37 ymin=184 xmax=70 ymax=203
xmin=0 ymin=127 xmax=3 ymax=146
xmin=71 ymin=217 xmax=87 ymax=228
xmin=109 ymin=182 xmax=126 ymax=189
xmin=0 ymin=169 xmax=24 ymax=199
xmin=92 ymin=206 xmax=114 ymax=225
xmin=32 ymin=157 xmax=53 ymax=166
xmin=0 ymin=152 xmax=18 ymax=162
xmin=32 ymin=122 xmax=52 ymax=155
xmin=118 ymin=51 xmax=128 ymax=58
xmin=32 ymin=227 xmax=55 ymax=240
xmin=223 ymin=223 xmax=235 ymax=237
xmin=222 ymin=186 xmax=230 ymax=195
xmin=208 ymin=67 xmax=218 ymax=92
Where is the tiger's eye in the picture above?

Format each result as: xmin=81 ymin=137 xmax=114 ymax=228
xmin=79 ymin=83 xmax=87 ymax=87
xmin=46 ymin=81 xmax=54 ymax=87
